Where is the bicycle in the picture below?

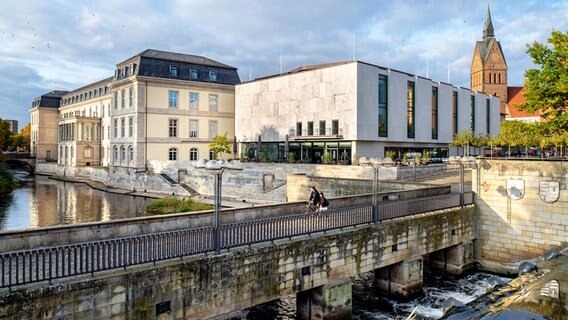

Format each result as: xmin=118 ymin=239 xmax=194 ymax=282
xmin=304 ymin=202 xmax=319 ymax=214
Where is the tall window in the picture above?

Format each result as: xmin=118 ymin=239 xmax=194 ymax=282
xmin=169 ymin=148 xmax=177 ymax=161
xmin=209 ymin=121 xmax=218 ymax=138
xmin=129 ymin=147 xmax=134 ymax=162
xmin=189 ymin=120 xmax=198 ymax=137
xmin=470 ymin=95 xmax=476 ymax=132
xmin=452 ymin=91 xmax=458 ymax=135
xmin=431 ymin=86 xmax=438 ymax=139
xmin=129 ymin=88 xmax=133 ymax=107
xmin=319 ymin=120 xmax=326 ymax=135
xmin=169 ymin=119 xmax=178 ymax=137
xmin=121 ymin=89 xmax=125 ymax=109
xmin=113 ymin=119 xmax=118 ymax=138
xmin=307 ymin=121 xmax=313 ymax=135
xmin=190 ymin=69 xmax=198 ymax=79
xmin=407 ymin=81 xmax=415 ymax=139
xmin=209 ymin=149 xmax=216 ymax=160
xmin=209 ymin=70 xmax=218 ymax=81
xmin=190 ymin=92 xmax=199 ymax=110
xmin=190 ymin=148 xmax=198 ymax=161
xmin=113 ymin=147 xmax=118 ymax=163
xmin=209 ymin=94 xmax=218 ymax=111
xmin=169 ymin=66 xmax=178 ymax=77
xmin=332 ymin=120 xmax=339 ymax=135
xmin=486 ymin=99 xmax=491 ymax=134
xmin=121 ymin=147 xmax=125 ymax=162
xmin=296 ymin=122 xmax=302 ymax=136
xmin=114 ymin=92 xmax=118 ymax=109
xmin=128 ymin=116 xmax=133 ymax=137
xmin=169 ymin=91 xmax=178 ymax=108
xmin=378 ymin=74 xmax=388 ymax=137
xmin=121 ymin=118 xmax=125 ymax=137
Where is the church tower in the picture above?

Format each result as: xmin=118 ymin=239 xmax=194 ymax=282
xmin=471 ymin=5 xmax=508 ymax=118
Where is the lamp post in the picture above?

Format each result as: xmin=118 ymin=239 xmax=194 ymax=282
xmin=197 ymin=159 xmax=242 ymax=254
xmin=371 ymin=157 xmax=393 ymax=223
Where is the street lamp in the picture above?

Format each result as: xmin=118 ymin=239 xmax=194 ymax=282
xmin=195 ymin=159 xmax=243 ymax=254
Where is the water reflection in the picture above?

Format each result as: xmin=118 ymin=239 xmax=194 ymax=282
xmin=0 ymin=175 xmax=154 ymax=231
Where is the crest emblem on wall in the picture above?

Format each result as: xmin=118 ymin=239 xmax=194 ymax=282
xmin=506 ymin=179 xmax=525 ymax=200
xmin=539 ymin=181 xmax=560 ymax=203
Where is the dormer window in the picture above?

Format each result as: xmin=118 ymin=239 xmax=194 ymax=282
xmin=130 ymin=63 xmax=136 ymax=75
xmin=209 ymin=70 xmax=218 ymax=81
xmin=170 ymin=66 xmax=178 ymax=77
xmin=190 ymin=69 xmax=198 ymax=79
xmin=123 ymin=66 xmax=128 ymax=77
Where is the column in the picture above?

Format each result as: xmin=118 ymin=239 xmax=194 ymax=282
xmin=374 ymin=257 xmax=423 ymax=299
xmin=297 ymin=279 xmax=352 ymax=320
xmin=428 ymin=241 xmax=474 ymax=276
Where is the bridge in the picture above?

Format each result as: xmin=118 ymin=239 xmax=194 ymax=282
xmin=2 ymin=152 xmax=35 ymax=173
xmin=0 ymin=187 xmax=475 ymax=319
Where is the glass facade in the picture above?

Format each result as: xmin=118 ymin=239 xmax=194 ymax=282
xmin=452 ymin=91 xmax=458 ymax=135
xmin=470 ymin=95 xmax=476 ymax=132
xmin=431 ymin=86 xmax=438 ymax=139
xmin=407 ymin=81 xmax=415 ymax=139
xmin=378 ymin=74 xmax=388 ymax=137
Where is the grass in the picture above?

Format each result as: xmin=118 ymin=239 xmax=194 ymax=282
xmin=145 ymin=197 xmax=213 ymax=215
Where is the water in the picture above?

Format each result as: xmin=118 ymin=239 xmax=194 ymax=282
xmin=244 ymin=271 xmax=511 ymax=320
xmin=0 ymin=174 xmax=154 ymax=231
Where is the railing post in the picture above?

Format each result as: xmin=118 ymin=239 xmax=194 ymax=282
xmin=372 ymin=166 xmax=378 ymax=223
xmin=214 ymin=170 xmax=223 ymax=254
xmin=459 ymin=162 xmax=464 ymax=208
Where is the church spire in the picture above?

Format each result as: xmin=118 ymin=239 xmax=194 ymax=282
xmin=483 ymin=5 xmax=495 ymax=40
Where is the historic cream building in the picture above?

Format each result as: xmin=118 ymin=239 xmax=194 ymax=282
xmin=30 ymin=91 xmax=68 ymax=161
xmin=31 ymin=49 xmax=240 ymax=169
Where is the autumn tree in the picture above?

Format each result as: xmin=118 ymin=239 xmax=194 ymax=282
xmin=520 ymin=30 xmax=568 ymax=130
xmin=208 ymin=131 xmax=232 ymax=159
xmin=0 ymin=119 xmax=13 ymax=151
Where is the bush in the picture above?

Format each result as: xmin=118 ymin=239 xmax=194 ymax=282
xmin=0 ymin=164 xmax=18 ymax=193
xmin=146 ymin=197 xmax=213 ymax=214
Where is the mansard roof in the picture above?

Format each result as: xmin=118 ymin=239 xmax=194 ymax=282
xmin=131 ymin=49 xmax=237 ymax=70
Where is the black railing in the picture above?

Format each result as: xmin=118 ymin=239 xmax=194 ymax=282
xmin=0 ymin=192 xmax=472 ymax=288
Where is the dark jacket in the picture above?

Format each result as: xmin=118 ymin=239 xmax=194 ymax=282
xmin=309 ymin=189 xmax=321 ymax=204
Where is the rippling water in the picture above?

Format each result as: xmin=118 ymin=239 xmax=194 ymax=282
xmin=244 ymin=271 xmax=511 ymax=320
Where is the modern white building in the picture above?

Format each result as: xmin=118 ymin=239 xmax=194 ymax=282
xmin=235 ymin=61 xmax=500 ymax=163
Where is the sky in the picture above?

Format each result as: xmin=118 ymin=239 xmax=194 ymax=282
xmin=0 ymin=0 xmax=566 ymax=129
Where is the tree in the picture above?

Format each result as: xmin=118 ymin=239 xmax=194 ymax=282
xmin=520 ymin=30 xmax=568 ymax=129
xmin=450 ymin=130 xmax=478 ymax=156
xmin=10 ymin=124 xmax=30 ymax=152
xmin=0 ymin=118 xmax=13 ymax=151
xmin=208 ymin=132 xmax=232 ymax=159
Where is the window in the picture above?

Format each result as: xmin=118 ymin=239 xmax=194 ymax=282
xmin=84 ymin=147 xmax=93 ymax=158
xmin=107 ymin=126 xmax=111 ymax=140
xmin=169 ymin=66 xmax=178 ymax=77
xmin=432 ymin=86 xmax=438 ymax=140
xmin=169 ymin=119 xmax=178 ymax=137
xmin=407 ymin=81 xmax=415 ymax=139
xmin=486 ymin=99 xmax=491 ymax=134
xmin=120 ymin=146 xmax=125 ymax=161
xmin=121 ymin=89 xmax=125 ymax=109
xmin=189 ymin=120 xmax=198 ymax=138
xmin=209 ymin=121 xmax=218 ymax=138
xmin=129 ymin=88 xmax=133 ymax=107
xmin=114 ymin=92 xmax=118 ymax=109
xmin=128 ymin=116 xmax=133 ymax=137
xmin=129 ymin=147 xmax=134 ymax=162
xmin=190 ymin=148 xmax=198 ymax=161
xmin=319 ymin=120 xmax=326 ymax=135
xmin=113 ymin=119 xmax=118 ymax=138
xmin=452 ymin=91 xmax=458 ymax=135
xmin=121 ymin=118 xmax=125 ymax=137
xmin=130 ymin=63 xmax=136 ymax=75
xmin=296 ymin=122 xmax=302 ymax=136
xmin=209 ymin=149 xmax=216 ymax=160
xmin=332 ymin=120 xmax=339 ymax=135
xmin=209 ymin=94 xmax=218 ymax=111
xmin=470 ymin=95 xmax=476 ymax=132
xmin=307 ymin=121 xmax=313 ymax=136
xmin=190 ymin=69 xmax=198 ymax=79
xmin=378 ymin=74 xmax=388 ymax=137
xmin=190 ymin=92 xmax=199 ymax=110
xmin=113 ymin=147 xmax=118 ymax=163
xmin=168 ymin=148 xmax=177 ymax=160
xmin=169 ymin=91 xmax=178 ymax=108
xmin=209 ymin=70 xmax=218 ymax=81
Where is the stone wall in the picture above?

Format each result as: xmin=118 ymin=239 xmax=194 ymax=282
xmin=473 ymin=159 xmax=568 ymax=271
xmin=0 ymin=207 xmax=475 ymax=319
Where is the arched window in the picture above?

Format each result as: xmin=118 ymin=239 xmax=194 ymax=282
xmin=169 ymin=148 xmax=177 ymax=161
xmin=113 ymin=147 xmax=118 ymax=163
xmin=121 ymin=146 xmax=126 ymax=161
xmin=129 ymin=147 xmax=134 ymax=162
xmin=84 ymin=146 xmax=93 ymax=158
xmin=190 ymin=148 xmax=198 ymax=161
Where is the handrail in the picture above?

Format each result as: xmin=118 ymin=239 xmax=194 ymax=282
xmin=0 ymin=192 xmax=473 ymax=288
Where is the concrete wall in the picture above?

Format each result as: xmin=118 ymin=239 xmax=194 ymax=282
xmin=473 ymin=159 xmax=568 ymax=271
xmin=0 ymin=207 xmax=475 ymax=319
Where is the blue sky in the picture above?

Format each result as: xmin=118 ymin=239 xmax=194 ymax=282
xmin=0 ymin=0 xmax=566 ymax=128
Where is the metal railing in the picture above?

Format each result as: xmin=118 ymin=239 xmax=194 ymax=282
xmin=0 ymin=192 xmax=472 ymax=288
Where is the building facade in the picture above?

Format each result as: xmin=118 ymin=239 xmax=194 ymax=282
xmin=30 ymin=91 xmax=68 ymax=161
xmin=235 ymin=61 xmax=501 ymax=163
xmin=4 ymin=120 xmax=18 ymax=133
xmin=31 ymin=49 xmax=240 ymax=169
xmin=470 ymin=6 xmax=508 ymax=119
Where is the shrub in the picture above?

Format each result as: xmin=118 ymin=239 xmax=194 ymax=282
xmin=146 ymin=197 xmax=213 ymax=214
xmin=0 ymin=164 xmax=17 ymax=193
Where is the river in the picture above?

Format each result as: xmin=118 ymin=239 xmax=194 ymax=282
xmin=0 ymin=174 xmax=153 ymax=231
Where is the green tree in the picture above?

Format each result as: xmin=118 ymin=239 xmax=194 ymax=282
xmin=208 ymin=131 xmax=232 ymax=159
xmin=450 ymin=130 xmax=478 ymax=156
xmin=520 ymin=30 xmax=568 ymax=129
xmin=0 ymin=118 xmax=13 ymax=151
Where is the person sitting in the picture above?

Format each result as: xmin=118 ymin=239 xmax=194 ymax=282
xmin=308 ymin=186 xmax=321 ymax=211
xmin=318 ymin=192 xmax=329 ymax=212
